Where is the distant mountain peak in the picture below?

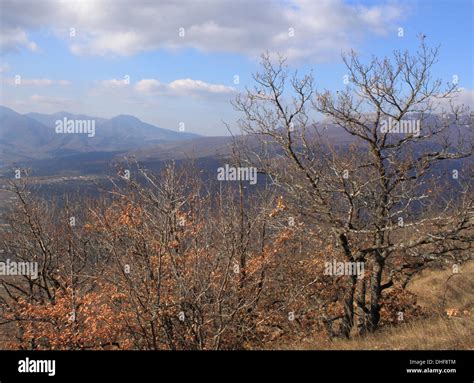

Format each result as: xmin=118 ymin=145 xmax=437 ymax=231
xmin=0 ymin=105 xmax=20 ymax=115
xmin=110 ymin=114 xmax=142 ymax=123
xmin=0 ymin=106 xmax=200 ymax=163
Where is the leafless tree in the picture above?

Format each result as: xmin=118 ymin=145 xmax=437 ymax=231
xmin=233 ymin=39 xmax=473 ymax=337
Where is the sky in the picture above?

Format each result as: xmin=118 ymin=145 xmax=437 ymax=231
xmin=0 ymin=0 xmax=473 ymax=136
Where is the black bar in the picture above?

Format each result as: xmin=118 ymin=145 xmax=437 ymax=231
xmin=0 ymin=350 xmax=471 ymax=382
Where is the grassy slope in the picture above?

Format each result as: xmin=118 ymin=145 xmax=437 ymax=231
xmin=274 ymin=261 xmax=474 ymax=350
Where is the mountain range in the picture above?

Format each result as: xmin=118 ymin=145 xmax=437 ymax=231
xmin=1 ymin=106 xmax=470 ymax=178
xmin=0 ymin=106 xmax=199 ymax=165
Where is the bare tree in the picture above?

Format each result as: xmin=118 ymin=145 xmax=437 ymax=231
xmin=233 ymin=40 xmax=473 ymax=337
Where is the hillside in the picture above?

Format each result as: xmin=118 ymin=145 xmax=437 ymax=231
xmin=272 ymin=261 xmax=474 ymax=350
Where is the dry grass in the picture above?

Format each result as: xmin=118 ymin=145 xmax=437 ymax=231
xmin=284 ymin=316 xmax=473 ymax=350
xmin=272 ymin=260 xmax=474 ymax=350
xmin=408 ymin=260 xmax=474 ymax=313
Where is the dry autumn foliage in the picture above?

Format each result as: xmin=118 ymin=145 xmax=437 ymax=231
xmin=0 ymin=160 xmax=470 ymax=349
xmin=7 ymin=283 xmax=134 ymax=350
xmin=0 ymin=42 xmax=472 ymax=349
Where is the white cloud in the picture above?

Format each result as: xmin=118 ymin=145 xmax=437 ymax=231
xmin=437 ymin=88 xmax=474 ymax=110
xmin=134 ymin=78 xmax=235 ymax=98
xmin=2 ymin=77 xmax=71 ymax=86
xmin=421 ymin=88 xmax=474 ymax=113
xmin=98 ymin=78 xmax=130 ymax=88
xmin=168 ymin=79 xmax=235 ymax=94
xmin=134 ymin=79 xmax=163 ymax=93
xmin=70 ymin=31 xmax=143 ymax=57
xmin=31 ymin=94 xmax=73 ymax=107
xmin=455 ymin=88 xmax=474 ymax=109
xmin=0 ymin=27 xmax=38 ymax=53
xmin=0 ymin=0 xmax=405 ymax=62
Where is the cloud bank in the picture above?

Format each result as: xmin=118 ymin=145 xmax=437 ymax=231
xmin=0 ymin=0 xmax=405 ymax=62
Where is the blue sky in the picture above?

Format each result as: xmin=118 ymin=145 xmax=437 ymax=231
xmin=1 ymin=0 xmax=472 ymax=136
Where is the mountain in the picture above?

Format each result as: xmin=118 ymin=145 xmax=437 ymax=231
xmin=2 ymin=107 xmax=471 ymax=178
xmin=25 ymin=111 xmax=107 ymax=128
xmin=129 ymin=136 xmax=235 ymax=161
xmin=0 ymin=106 xmax=55 ymax=163
xmin=0 ymin=107 xmax=200 ymax=164
xmin=95 ymin=114 xmax=197 ymax=147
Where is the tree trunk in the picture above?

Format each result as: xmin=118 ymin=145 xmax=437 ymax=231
xmin=367 ymin=256 xmax=384 ymax=332
xmin=356 ymin=278 xmax=368 ymax=335
xmin=339 ymin=274 xmax=357 ymax=338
